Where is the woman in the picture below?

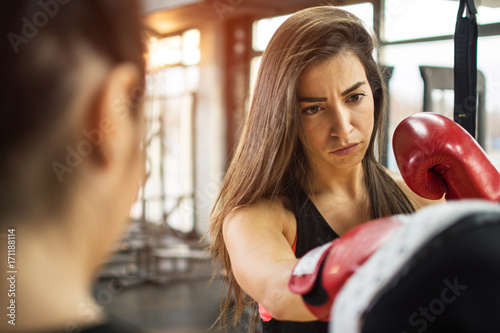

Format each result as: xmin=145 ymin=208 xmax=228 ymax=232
xmin=208 ymin=6 xmax=440 ymax=332
xmin=0 ymin=1 xmax=146 ymax=332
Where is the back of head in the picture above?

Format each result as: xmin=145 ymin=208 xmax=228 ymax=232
xmin=0 ymin=0 xmax=145 ymax=221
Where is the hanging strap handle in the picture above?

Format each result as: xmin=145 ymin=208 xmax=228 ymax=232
xmin=457 ymin=0 xmax=478 ymax=18
xmin=454 ymin=0 xmax=478 ymax=138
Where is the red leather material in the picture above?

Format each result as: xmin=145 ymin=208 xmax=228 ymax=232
xmin=289 ymin=241 xmax=336 ymax=295
xmin=288 ymin=218 xmax=402 ymax=321
xmin=393 ymin=113 xmax=500 ymax=201
xmin=320 ymin=217 xmax=402 ymax=320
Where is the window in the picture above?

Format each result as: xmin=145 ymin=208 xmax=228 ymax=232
xmin=246 ymin=1 xmax=500 ymax=171
xmin=130 ymin=29 xmax=200 ymax=233
xmin=382 ymin=1 xmax=500 ymax=171
xmin=249 ymin=2 xmax=375 ymax=102
xmin=385 ymin=0 xmax=500 ymax=42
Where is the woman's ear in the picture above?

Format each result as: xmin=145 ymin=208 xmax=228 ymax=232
xmin=85 ymin=62 xmax=144 ymax=169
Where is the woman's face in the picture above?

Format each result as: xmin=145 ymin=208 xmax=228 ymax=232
xmin=297 ymin=51 xmax=374 ymax=173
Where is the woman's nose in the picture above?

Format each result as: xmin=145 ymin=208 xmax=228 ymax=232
xmin=329 ymin=105 xmax=354 ymax=138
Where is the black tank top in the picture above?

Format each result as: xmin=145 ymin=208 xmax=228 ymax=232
xmin=261 ymin=183 xmax=339 ymax=333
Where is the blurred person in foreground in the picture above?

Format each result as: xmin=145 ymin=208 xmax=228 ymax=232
xmin=0 ymin=1 xmax=146 ymax=332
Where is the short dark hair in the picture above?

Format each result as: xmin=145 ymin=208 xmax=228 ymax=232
xmin=0 ymin=0 xmax=146 ymax=220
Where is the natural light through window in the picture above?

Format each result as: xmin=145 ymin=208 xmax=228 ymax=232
xmin=385 ymin=0 xmax=500 ymax=42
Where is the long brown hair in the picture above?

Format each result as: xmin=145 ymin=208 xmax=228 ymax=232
xmin=208 ymin=6 xmax=415 ymax=330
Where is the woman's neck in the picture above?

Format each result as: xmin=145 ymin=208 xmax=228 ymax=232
xmin=301 ymin=162 xmax=372 ymax=236
xmin=302 ymin=161 xmax=366 ymax=199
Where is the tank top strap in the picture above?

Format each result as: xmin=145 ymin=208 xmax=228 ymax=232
xmin=286 ymin=182 xmax=339 ymax=258
xmin=258 ymin=183 xmax=338 ymax=331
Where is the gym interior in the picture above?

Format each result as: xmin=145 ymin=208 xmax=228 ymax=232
xmin=3 ymin=0 xmax=500 ymax=332
xmin=97 ymin=0 xmax=500 ymax=332
xmin=86 ymin=0 xmax=500 ymax=332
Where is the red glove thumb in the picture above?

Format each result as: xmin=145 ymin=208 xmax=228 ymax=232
xmin=289 ymin=217 xmax=401 ymax=321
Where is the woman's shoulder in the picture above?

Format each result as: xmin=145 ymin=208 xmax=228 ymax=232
xmin=229 ymin=196 xmax=292 ymax=218
xmin=387 ymin=169 xmax=445 ymax=209
xmin=223 ymin=196 xmax=296 ymax=243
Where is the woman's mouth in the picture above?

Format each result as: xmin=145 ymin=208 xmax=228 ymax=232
xmin=331 ymin=143 xmax=360 ymax=156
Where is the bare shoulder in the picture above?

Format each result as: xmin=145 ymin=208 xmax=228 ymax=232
xmin=387 ymin=169 xmax=445 ymax=210
xmin=223 ymin=196 xmax=296 ymax=246
xmin=224 ymin=197 xmax=292 ymax=228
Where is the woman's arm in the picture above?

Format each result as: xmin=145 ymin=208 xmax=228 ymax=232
xmin=223 ymin=198 xmax=317 ymax=321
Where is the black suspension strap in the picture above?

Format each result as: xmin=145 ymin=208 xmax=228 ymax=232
xmin=454 ymin=0 xmax=478 ymax=138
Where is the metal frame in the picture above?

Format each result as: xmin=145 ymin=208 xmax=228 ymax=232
xmin=419 ymin=65 xmax=486 ymax=148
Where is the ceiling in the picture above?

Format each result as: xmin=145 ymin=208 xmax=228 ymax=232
xmin=143 ymin=0 xmax=370 ymax=35
xmin=143 ymin=0 xmax=500 ymax=35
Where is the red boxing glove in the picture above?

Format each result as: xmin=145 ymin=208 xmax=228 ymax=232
xmin=393 ymin=113 xmax=500 ymax=201
xmin=289 ymin=218 xmax=402 ymax=321
xmin=288 ymin=241 xmax=336 ymax=321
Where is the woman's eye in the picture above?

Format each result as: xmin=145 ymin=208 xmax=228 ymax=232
xmin=302 ymin=105 xmax=322 ymax=114
xmin=348 ymin=93 xmax=366 ymax=103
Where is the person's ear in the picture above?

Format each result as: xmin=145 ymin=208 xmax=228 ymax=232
xmin=86 ymin=62 xmax=144 ymax=169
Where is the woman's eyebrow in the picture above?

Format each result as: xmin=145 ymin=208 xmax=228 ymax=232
xmin=298 ymin=81 xmax=368 ymax=102
xmin=298 ymin=97 xmax=327 ymax=103
xmin=341 ymin=81 xmax=367 ymax=96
